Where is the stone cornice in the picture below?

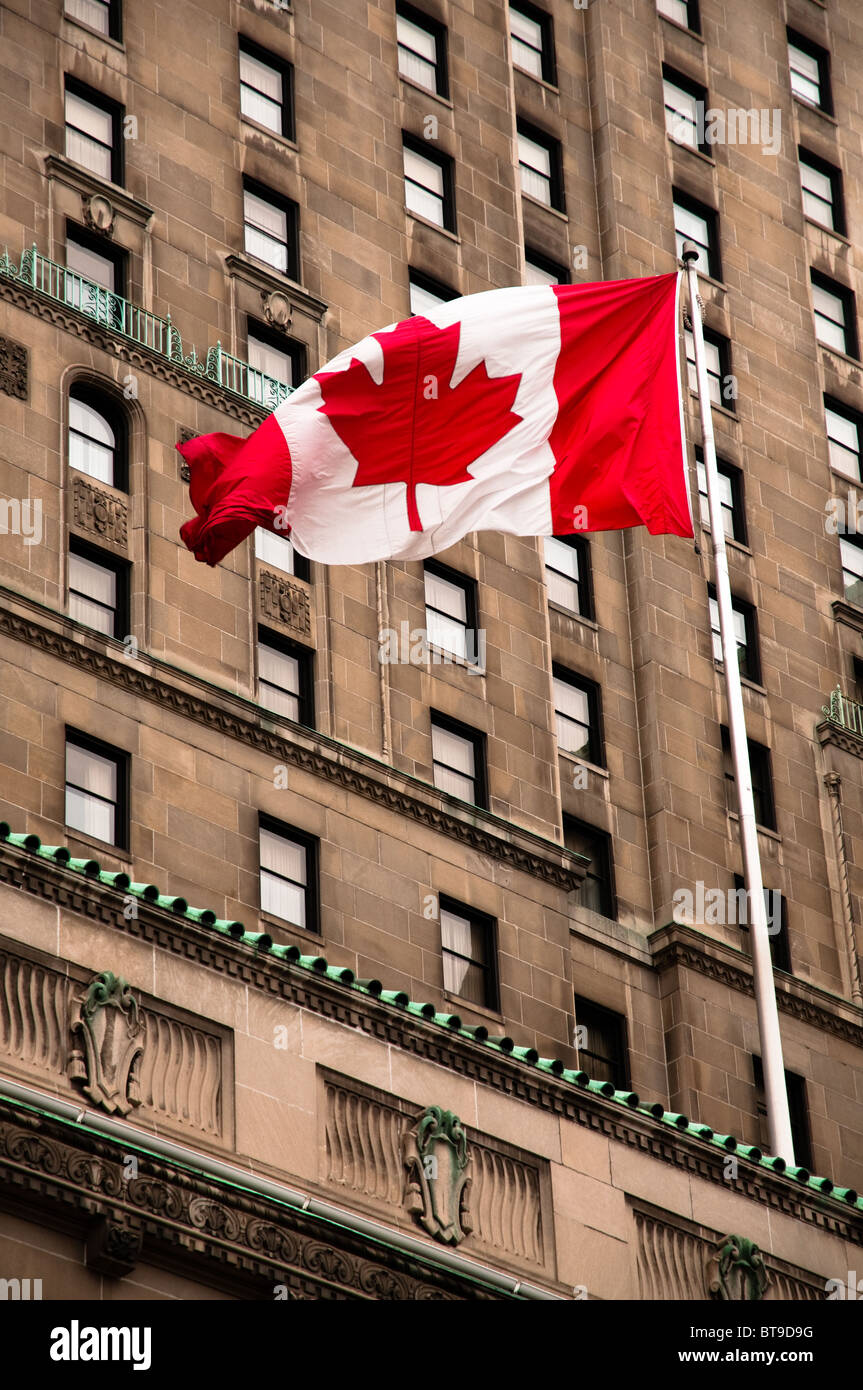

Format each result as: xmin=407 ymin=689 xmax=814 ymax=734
xmin=225 ymin=253 xmax=328 ymax=322
xmin=832 ymin=599 xmax=863 ymax=637
xmin=0 ymin=276 xmax=264 ymax=428
xmin=43 ymin=154 xmax=155 ymax=229
xmin=0 ymin=592 xmax=585 ymax=891
xmin=816 ymin=718 xmax=863 ymax=758
xmin=650 ymin=922 xmax=863 ymax=1048
xmin=1 ymin=842 xmax=860 ymax=1241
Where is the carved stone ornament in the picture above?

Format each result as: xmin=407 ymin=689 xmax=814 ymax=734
xmin=85 ymin=1214 xmax=143 ymax=1277
xmin=72 ymin=476 xmax=128 ymax=547
xmin=177 ymin=425 xmax=196 ymax=481
xmin=403 ymin=1105 xmax=472 ymax=1245
xmin=708 ymin=1234 xmax=769 ymax=1301
xmin=259 ymin=570 xmax=311 ymax=636
xmin=82 ymin=192 xmax=115 ymax=237
xmin=68 ymin=972 xmax=145 ymax=1115
xmin=262 ymin=289 xmax=292 ymax=330
xmin=0 ymin=334 xmax=28 ymax=400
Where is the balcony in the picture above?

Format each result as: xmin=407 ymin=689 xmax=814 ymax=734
xmin=0 ymin=244 xmax=295 ymax=413
xmin=821 ymin=685 xmax=863 ymax=739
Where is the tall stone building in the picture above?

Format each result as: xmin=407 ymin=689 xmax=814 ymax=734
xmin=0 ymin=0 xmax=861 ymax=1301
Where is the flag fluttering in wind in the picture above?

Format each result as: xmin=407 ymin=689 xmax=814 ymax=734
xmin=179 ymin=272 xmax=692 ymax=567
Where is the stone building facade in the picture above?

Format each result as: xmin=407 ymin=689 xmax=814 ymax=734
xmin=0 ymin=0 xmax=861 ymax=1298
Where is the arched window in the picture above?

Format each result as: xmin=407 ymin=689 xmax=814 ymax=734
xmin=68 ymin=385 xmax=127 ymax=490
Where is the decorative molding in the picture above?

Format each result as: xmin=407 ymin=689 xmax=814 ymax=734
xmin=709 ymin=1234 xmax=768 ymax=1301
xmin=817 ymin=717 xmax=863 ymax=757
xmin=258 ymin=570 xmax=311 ymax=637
xmin=404 ymin=1105 xmax=472 ymax=1245
xmin=262 ymin=290 xmax=292 ymax=330
xmin=81 ymin=193 xmax=115 ymax=238
xmin=0 ymin=596 xmax=583 ymax=891
xmin=68 ymin=971 xmax=145 ymax=1115
xmin=71 ymin=476 xmax=128 ymax=548
xmin=0 ymin=334 xmax=27 ymax=400
xmin=225 ymin=253 xmax=327 ymax=323
xmin=43 ymin=154 xmax=155 ymax=230
xmin=831 ymin=600 xmax=863 ymax=639
xmin=85 ymin=1214 xmax=143 ymax=1277
xmin=822 ymin=772 xmax=863 ymax=1006
xmin=176 ymin=426 xmax=195 ymax=481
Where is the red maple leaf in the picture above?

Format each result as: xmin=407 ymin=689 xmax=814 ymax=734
xmin=315 ymin=316 xmax=523 ymax=532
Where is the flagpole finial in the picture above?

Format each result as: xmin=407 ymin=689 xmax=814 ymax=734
xmin=681 ymin=240 xmax=700 ymax=266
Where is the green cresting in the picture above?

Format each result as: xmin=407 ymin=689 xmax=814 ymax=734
xmin=2 ymin=823 xmax=862 ymax=1218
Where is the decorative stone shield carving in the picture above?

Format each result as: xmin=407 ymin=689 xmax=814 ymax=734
xmin=0 ymin=334 xmax=28 ymax=400
xmin=68 ymin=972 xmax=145 ymax=1115
xmin=82 ymin=192 xmax=115 ymax=236
xmin=259 ymin=570 xmax=312 ymax=636
xmin=403 ymin=1105 xmax=472 ymax=1245
xmin=72 ymin=476 xmax=128 ymax=547
xmin=262 ymin=289 xmax=292 ymax=330
xmin=709 ymin=1234 xmax=769 ymax=1300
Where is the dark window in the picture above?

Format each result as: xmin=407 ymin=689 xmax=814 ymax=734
xmin=553 ymin=666 xmax=603 ymax=765
xmin=517 ymin=119 xmax=564 ymax=212
xmin=68 ymin=537 xmax=129 ymax=640
xmin=721 ymin=728 xmax=776 ymax=831
xmin=68 ymin=384 xmax=128 ymax=491
xmin=695 ymin=449 xmax=746 ymax=543
xmin=707 ymin=585 xmax=760 ymax=683
xmin=423 ymin=560 xmax=480 ymax=664
xmin=685 ymin=326 xmax=734 ymax=411
xmin=65 ymin=223 xmax=127 ymax=330
xmin=246 ymin=317 xmax=305 ymax=400
xmin=752 ymin=1057 xmax=812 ymax=1169
xmin=673 ymin=188 xmax=721 ymax=280
xmin=564 ymin=817 xmax=615 ymax=919
xmin=657 ymin=0 xmax=700 ymax=34
xmin=544 ymin=535 xmax=592 ymax=617
xmin=259 ymin=817 xmax=318 ymax=930
xmin=65 ymin=729 xmax=128 ymax=849
xmin=243 ymin=178 xmax=300 ymax=281
xmin=787 ymin=29 xmax=832 ymax=115
xmin=257 ymin=627 xmax=314 ymax=727
xmin=573 ymin=996 xmax=629 ymax=1089
xmin=799 ymin=148 xmax=844 ymax=235
xmin=396 ymin=4 xmax=448 ymax=97
xmin=663 ymin=67 xmax=707 ymax=154
xmin=409 ymin=268 xmax=458 ymax=316
xmin=254 ymin=527 xmax=310 ymax=581
xmin=402 ymin=134 xmax=455 ymax=231
xmin=65 ymin=0 xmax=122 ymax=41
xmin=64 ymin=77 xmax=123 ymax=184
xmin=734 ymin=876 xmax=792 ymax=974
xmin=430 ymin=712 xmax=486 ymax=808
xmin=239 ymin=38 xmax=294 ymax=139
xmin=440 ymin=898 xmax=497 ymax=1009
xmin=825 ymin=397 xmax=863 ymax=482
xmin=524 ymin=247 xmax=570 ymax=286
xmin=839 ymin=534 xmax=863 ymax=607
xmin=510 ymin=2 xmax=555 ymax=85
xmin=811 ymin=271 xmax=858 ymax=358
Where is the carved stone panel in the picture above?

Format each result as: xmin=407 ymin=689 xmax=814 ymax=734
xmin=0 ymin=334 xmax=27 ymax=400
xmin=259 ymin=569 xmax=312 ymax=638
xmin=72 ymin=476 xmax=128 ymax=548
xmin=68 ymin=971 xmax=145 ymax=1115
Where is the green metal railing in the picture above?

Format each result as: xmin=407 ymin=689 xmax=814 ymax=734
xmin=0 ymin=244 xmax=294 ymax=411
xmin=822 ymin=685 xmax=863 ymax=738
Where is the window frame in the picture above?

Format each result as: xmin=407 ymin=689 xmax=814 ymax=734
xmin=64 ymin=726 xmax=129 ymax=851
xmin=242 ymin=176 xmax=300 ymax=282
xmin=439 ymin=895 xmax=499 ymax=1011
xmin=430 ymin=710 xmax=487 ymax=810
xmin=662 ymin=65 xmax=708 ymax=155
xmin=572 ymin=994 xmax=629 ymax=1090
xmin=238 ymin=35 xmax=294 ymax=141
xmin=825 ymin=396 xmax=863 ymax=483
xmin=811 ymin=270 xmax=858 ymax=359
xmin=66 ymin=220 xmax=128 ymax=299
xmin=787 ymin=28 xmax=832 ymax=117
xmin=707 ymin=584 xmax=761 ymax=684
xmin=258 ymin=814 xmax=319 ymax=933
xmin=721 ymin=727 xmax=776 ymax=832
xmin=396 ymin=2 xmax=448 ymax=99
xmin=695 ymin=448 xmax=747 ymax=544
xmin=673 ymin=187 xmax=721 ymax=281
xmin=67 ymin=382 xmax=129 ymax=492
xmin=752 ymin=1056 xmax=812 ymax=1170
xmin=254 ymin=526 xmax=311 ymax=582
xmin=734 ymin=876 xmax=792 ymax=974
xmin=64 ymin=0 xmax=122 ymax=42
xmin=246 ymin=315 xmax=306 ymax=392
xmin=798 ymin=147 xmax=845 ymax=236
xmin=64 ymin=76 xmax=124 ymax=185
xmin=516 ymin=117 xmax=565 ymax=213
xmin=68 ymin=534 xmax=130 ymax=641
xmin=839 ymin=532 xmax=863 ymax=608
xmin=544 ymin=533 xmax=593 ymax=619
xmin=257 ymin=625 xmax=315 ymax=728
xmin=685 ymin=325 xmax=734 ymax=412
xmin=524 ymin=247 xmax=570 ymax=286
xmin=423 ymin=558 xmax=480 ymax=665
xmin=656 ymin=0 xmax=700 ymax=35
xmin=509 ymin=1 xmax=556 ymax=86
xmin=402 ymin=133 xmax=455 ymax=232
xmin=553 ymin=664 xmax=604 ymax=767
xmin=564 ymin=816 xmax=616 ymax=920
xmin=408 ymin=267 xmax=459 ymax=316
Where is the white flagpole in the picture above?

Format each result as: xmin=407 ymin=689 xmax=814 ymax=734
xmin=681 ymin=242 xmax=795 ymax=1164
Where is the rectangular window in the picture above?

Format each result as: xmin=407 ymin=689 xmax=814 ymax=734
xmin=65 ymin=730 xmax=127 ymax=848
xmin=544 ymin=535 xmax=592 ymax=617
xmin=553 ymin=666 xmax=603 ymax=765
xmin=840 ymin=535 xmax=863 ymax=607
xmin=734 ymin=877 xmax=792 ymax=974
xmin=695 ymin=450 xmax=746 ymax=543
xmin=64 ymin=79 xmax=122 ymax=183
xmin=243 ymin=179 xmax=299 ymax=280
xmin=787 ymin=30 xmax=831 ymax=114
xmin=403 ymin=136 xmax=454 ymax=231
xmin=674 ymin=189 xmax=721 ymax=280
xmin=685 ymin=326 xmax=732 ymax=410
xmin=64 ymin=226 xmax=127 ymax=330
xmin=68 ymin=539 xmax=128 ymax=639
xmin=825 ymin=398 xmax=862 ymax=482
xmin=524 ymin=248 xmax=569 ymax=286
xmin=440 ymin=899 xmax=497 ymax=1009
xmin=259 ymin=819 xmax=317 ymax=930
xmin=239 ymin=39 xmax=293 ymax=139
xmin=663 ymin=68 xmax=707 ymax=153
xmin=564 ymin=817 xmax=615 ymax=919
xmin=799 ymin=149 xmax=844 ymax=234
xmin=811 ymin=272 xmax=857 ymax=358
xmin=657 ymin=0 xmax=699 ymax=33
xmin=510 ymin=3 xmax=555 ymax=85
xmin=423 ymin=560 xmax=478 ymax=663
xmin=65 ymin=0 xmax=121 ymax=40
xmin=752 ymin=1057 xmax=812 ymax=1169
xmin=247 ymin=319 xmax=305 ymax=402
xmin=573 ymin=996 xmax=628 ymax=1089
xmin=707 ymin=586 xmax=760 ymax=683
xmin=396 ymin=4 xmax=447 ymax=97
xmin=254 ymin=527 xmax=310 ymax=581
xmin=258 ymin=628 xmax=313 ymax=726
xmin=431 ymin=713 xmax=486 ymax=808
xmin=409 ymin=269 xmax=458 ymax=316
xmin=721 ymin=728 xmax=776 ymax=831
xmin=517 ymin=120 xmax=564 ymax=211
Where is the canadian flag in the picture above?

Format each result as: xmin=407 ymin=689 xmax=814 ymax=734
xmin=179 ymin=272 xmax=692 ymax=567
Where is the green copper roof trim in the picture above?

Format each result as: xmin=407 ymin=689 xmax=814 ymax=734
xmin=2 ymin=824 xmax=862 ymax=1218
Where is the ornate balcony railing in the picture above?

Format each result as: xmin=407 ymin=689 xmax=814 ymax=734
xmin=821 ymin=685 xmax=863 ymax=738
xmin=0 ymin=244 xmax=294 ymax=411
